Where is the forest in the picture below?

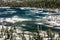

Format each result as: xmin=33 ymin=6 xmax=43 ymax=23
xmin=0 ymin=0 xmax=60 ymax=8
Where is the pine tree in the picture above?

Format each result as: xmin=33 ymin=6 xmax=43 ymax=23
xmin=1 ymin=25 xmax=5 ymax=37
xmin=46 ymin=29 xmax=55 ymax=40
xmin=32 ymin=32 xmax=36 ymax=40
xmin=22 ymin=30 xmax=26 ymax=40
xmin=36 ymin=25 xmax=42 ymax=40
xmin=32 ymin=25 xmax=43 ymax=40
xmin=29 ymin=33 xmax=31 ymax=40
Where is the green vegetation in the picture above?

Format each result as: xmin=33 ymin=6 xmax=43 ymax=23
xmin=0 ymin=0 xmax=60 ymax=8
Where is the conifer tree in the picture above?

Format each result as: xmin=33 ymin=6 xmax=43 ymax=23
xmin=22 ymin=30 xmax=26 ymax=40
xmin=29 ymin=33 xmax=32 ymax=40
xmin=46 ymin=29 xmax=55 ymax=40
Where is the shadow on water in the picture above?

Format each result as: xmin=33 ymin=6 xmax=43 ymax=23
xmin=21 ymin=23 xmax=60 ymax=32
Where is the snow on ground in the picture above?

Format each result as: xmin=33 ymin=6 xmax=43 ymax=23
xmin=0 ymin=16 xmax=32 ymax=23
xmin=42 ymin=15 xmax=60 ymax=26
xmin=0 ymin=25 xmax=59 ymax=40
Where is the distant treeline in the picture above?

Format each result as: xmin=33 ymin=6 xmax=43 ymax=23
xmin=0 ymin=1 xmax=60 ymax=8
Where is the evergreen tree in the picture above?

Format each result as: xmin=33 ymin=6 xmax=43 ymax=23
xmin=46 ymin=29 xmax=55 ymax=40
xmin=29 ymin=33 xmax=31 ymax=40
xmin=22 ymin=30 xmax=26 ymax=40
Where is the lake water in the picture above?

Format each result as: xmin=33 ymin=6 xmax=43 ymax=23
xmin=0 ymin=7 xmax=60 ymax=32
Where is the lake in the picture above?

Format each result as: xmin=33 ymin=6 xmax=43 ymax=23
xmin=0 ymin=7 xmax=60 ymax=32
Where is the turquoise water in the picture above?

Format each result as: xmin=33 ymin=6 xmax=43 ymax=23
xmin=0 ymin=7 xmax=59 ymax=32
